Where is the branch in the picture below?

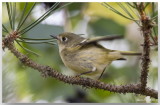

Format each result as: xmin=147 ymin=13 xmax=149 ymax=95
xmin=137 ymin=3 xmax=153 ymax=91
xmin=2 ymin=33 xmax=158 ymax=99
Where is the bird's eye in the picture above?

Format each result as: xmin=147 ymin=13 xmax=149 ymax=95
xmin=61 ymin=37 xmax=68 ymax=42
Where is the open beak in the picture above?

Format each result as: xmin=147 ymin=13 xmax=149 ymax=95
xmin=50 ymin=35 xmax=58 ymax=40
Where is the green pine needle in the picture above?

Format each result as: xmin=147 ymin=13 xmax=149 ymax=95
xmin=127 ymin=3 xmax=136 ymax=8
xmin=20 ymin=37 xmax=55 ymax=41
xmin=16 ymin=40 xmax=40 ymax=56
xmin=12 ymin=3 xmax=16 ymax=30
xmin=102 ymin=3 xmax=138 ymax=21
xmin=2 ymin=24 xmax=9 ymax=33
xmin=17 ymin=3 xmax=36 ymax=32
xmin=117 ymin=3 xmax=134 ymax=19
xmin=6 ymin=2 xmax=13 ymax=30
xmin=16 ymin=3 xmax=28 ymax=31
xmin=16 ymin=39 xmax=56 ymax=45
xmin=144 ymin=2 xmax=150 ymax=10
xmin=126 ymin=3 xmax=140 ymax=19
xmin=19 ymin=2 xmax=60 ymax=34
xmin=19 ymin=2 xmax=72 ymax=35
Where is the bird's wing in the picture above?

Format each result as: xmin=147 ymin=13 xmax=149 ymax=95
xmin=73 ymin=35 xmax=123 ymax=50
xmin=67 ymin=35 xmax=123 ymax=52
xmin=76 ymin=35 xmax=123 ymax=46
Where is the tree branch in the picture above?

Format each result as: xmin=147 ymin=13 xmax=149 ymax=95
xmin=137 ymin=3 xmax=153 ymax=91
xmin=2 ymin=33 xmax=158 ymax=99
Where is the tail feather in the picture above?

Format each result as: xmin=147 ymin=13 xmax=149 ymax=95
xmin=118 ymin=51 xmax=142 ymax=56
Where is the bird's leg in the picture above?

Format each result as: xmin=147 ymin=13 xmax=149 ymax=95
xmin=76 ymin=67 xmax=97 ymax=77
xmin=98 ymin=68 xmax=106 ymax=80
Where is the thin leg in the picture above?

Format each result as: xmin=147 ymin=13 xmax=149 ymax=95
xmin=98 ymin=68 xmax=106 ymax=80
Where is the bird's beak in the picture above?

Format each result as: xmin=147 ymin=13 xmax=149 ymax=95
xmin=50 ymin=35 xmax=59 ymax=40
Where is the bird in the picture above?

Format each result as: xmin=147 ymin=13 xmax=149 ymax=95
xmin=51 ymin=32 xmax=141 ymax=79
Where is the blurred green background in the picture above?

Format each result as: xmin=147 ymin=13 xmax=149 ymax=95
xmin=2 ymin=2 xmax=158 ymax=103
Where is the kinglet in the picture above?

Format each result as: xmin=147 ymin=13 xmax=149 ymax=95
xmin=51 ymin=32 xmax=141 ymax=79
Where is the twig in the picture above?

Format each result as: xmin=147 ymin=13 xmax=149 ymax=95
xmin=137 ymin=3 xmax=153 ymax=92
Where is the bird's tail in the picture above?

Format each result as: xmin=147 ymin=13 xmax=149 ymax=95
xmin=117 ymin=50 xmax=142 ymax=56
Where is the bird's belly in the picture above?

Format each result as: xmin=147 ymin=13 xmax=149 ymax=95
xmin=60 ymin=48 xmax=110 ymax=75
xmin=61 ymin=53 xmax=94 ymax=73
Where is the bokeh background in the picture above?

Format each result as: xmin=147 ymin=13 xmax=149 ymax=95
xmin=2 ymin=2 xmax=158 ymax=103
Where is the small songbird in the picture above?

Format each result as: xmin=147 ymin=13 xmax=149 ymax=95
xmin=51 ymin=32 xmax=141 ymax=79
